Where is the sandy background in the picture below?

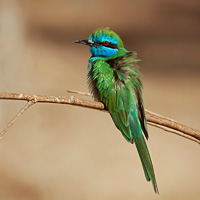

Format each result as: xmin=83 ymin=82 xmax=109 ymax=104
xmin=0 ymin=0 xmax=200 ymax=199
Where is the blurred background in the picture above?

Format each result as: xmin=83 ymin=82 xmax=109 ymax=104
xmin=0 ymin=0 xmax=199 ymax=199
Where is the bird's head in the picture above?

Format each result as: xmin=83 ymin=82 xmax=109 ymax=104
xmin=74 ymin=27 xmax=126 ymax=58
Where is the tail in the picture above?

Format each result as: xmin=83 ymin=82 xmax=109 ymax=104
xmin=133 ymin=134 xmax=159 ymax=194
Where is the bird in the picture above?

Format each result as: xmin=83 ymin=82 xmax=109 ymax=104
xmin=74 ymin=27 xmax=159 ymax=193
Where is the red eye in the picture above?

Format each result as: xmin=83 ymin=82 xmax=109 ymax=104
xmin=103 ymin=41 xmax=109 ymax=46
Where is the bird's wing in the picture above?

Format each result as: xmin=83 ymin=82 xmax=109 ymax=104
xmin=90 ymin=59 xmax=133 ymax=142
xmin=107 ymin=51 xmax=149 ymax=140
xmin=92 ymin=52 xmax=146 ymax=143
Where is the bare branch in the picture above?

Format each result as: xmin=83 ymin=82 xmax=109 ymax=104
xmin=146 ymin=110 xmax=200 ymax=141
xmin=147 ymin=122 xmax=200 ymax=144
xmin=0 ymin=100 xmax=35 ymax=139
xmin=0 ymin=92 xmax=199 ymax=144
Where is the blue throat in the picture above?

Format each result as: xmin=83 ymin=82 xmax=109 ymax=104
xmin=90 ymin=46 xmax=119 ymax=58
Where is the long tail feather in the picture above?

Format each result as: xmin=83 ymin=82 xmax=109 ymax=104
xmin=133 ymin=134 xmax=159 ymax=193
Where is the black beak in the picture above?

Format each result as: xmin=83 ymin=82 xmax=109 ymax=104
xmin=73 ymin=39 xmax=95 ymax=46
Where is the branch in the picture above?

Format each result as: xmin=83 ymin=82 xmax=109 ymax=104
xmin=0 ymin=100 xmax=35 ymax=138
xmin=0 ymin=92 xmax=199 ymax=144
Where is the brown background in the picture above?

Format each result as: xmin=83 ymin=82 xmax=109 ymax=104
xmin=0 ymin=0 xmax=200 ymax=199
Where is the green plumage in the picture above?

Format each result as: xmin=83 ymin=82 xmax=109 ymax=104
xmin=75 ymin=27 xmax=158 ymax=193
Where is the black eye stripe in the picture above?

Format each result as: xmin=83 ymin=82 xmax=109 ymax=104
xmin=91 ymin=41 xmax=118 ymax=49
xmin=99 ymin=42 xmax=118 ymax=49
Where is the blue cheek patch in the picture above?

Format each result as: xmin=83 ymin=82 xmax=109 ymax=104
xmin=90 ymin=46 xmax=119 ymax=57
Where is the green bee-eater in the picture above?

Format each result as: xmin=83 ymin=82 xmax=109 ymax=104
xmin=74 ymin=27 xmax=158 ymax=193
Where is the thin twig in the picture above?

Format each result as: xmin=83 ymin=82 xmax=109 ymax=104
xmin=0 ymin=92 xmax=199 ymax=144
xmin=147 ymin=122 xmax=200 ymax=144
xmin=66 ymin=89 xmax=92 ymax=96
xmin=146 ymin=110 xmax=200 ymax=140
xmin=0 ymin=100 xmax=35 ymax=139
